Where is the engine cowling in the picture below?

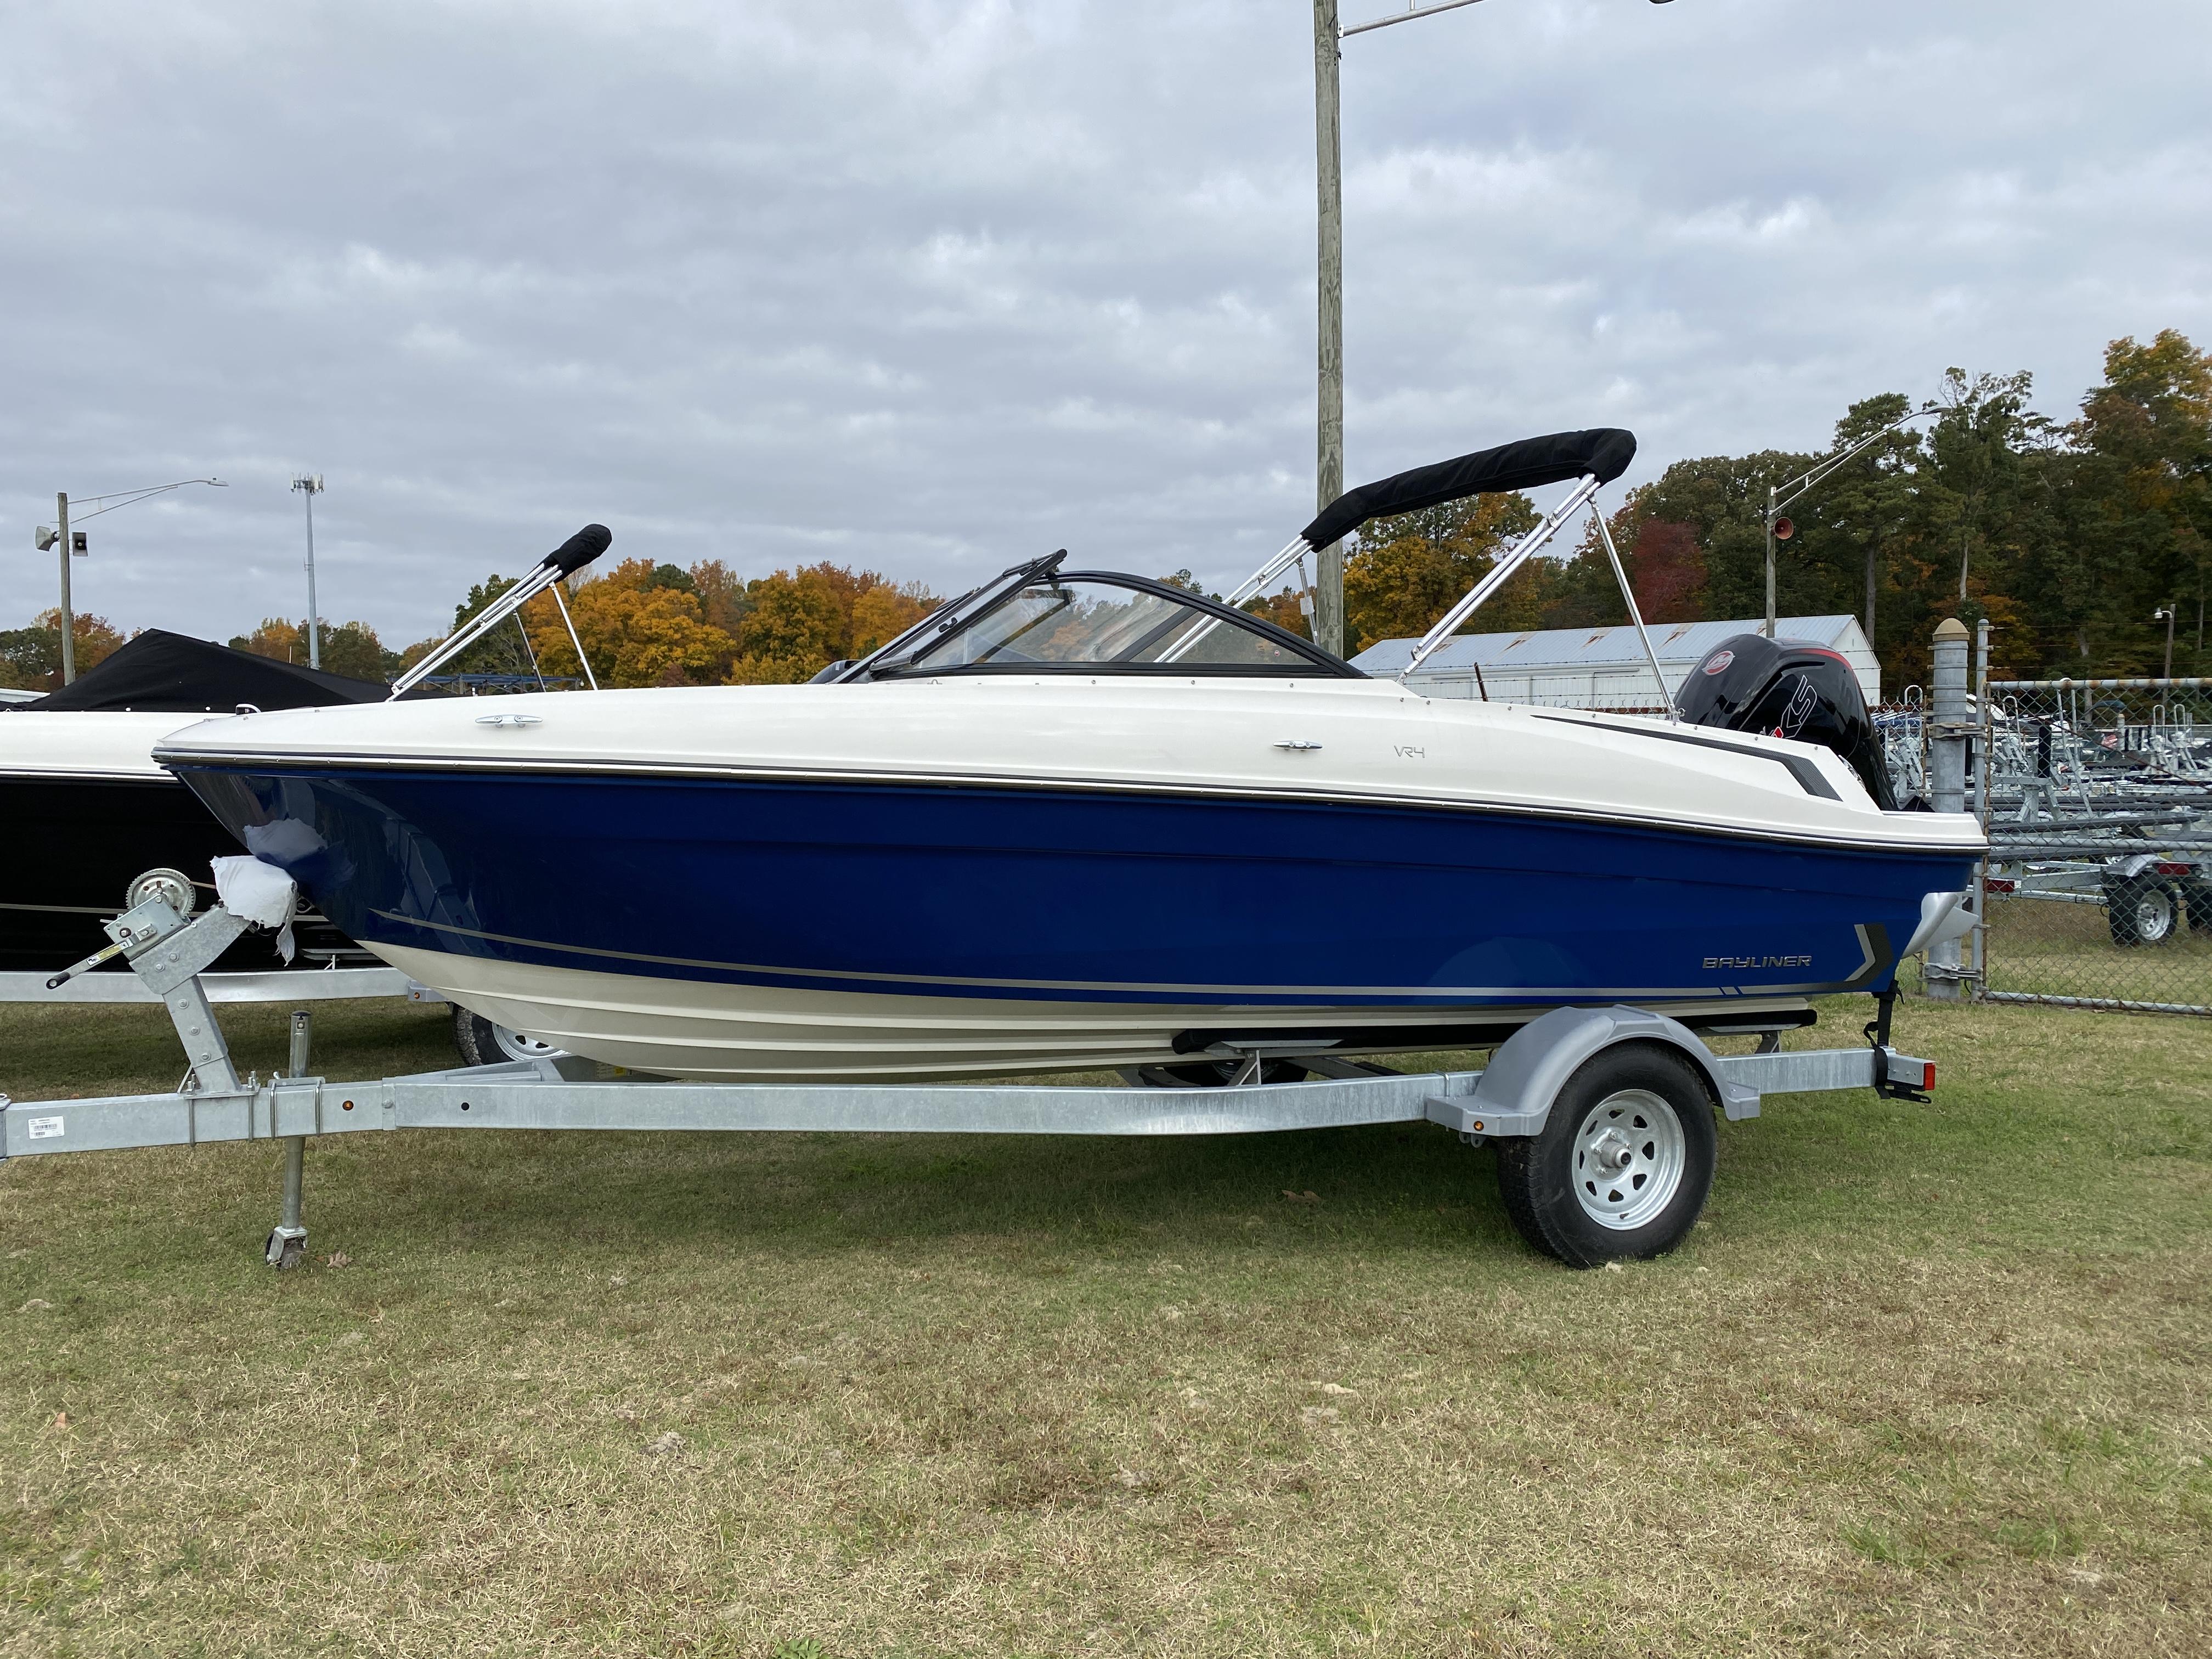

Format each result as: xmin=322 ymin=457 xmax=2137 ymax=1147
xmin=1675 ymin=633 xmax=1897 ymax=810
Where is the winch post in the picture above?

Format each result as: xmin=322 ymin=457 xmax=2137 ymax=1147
xmin=266 ymin=1009 xmax=312 ymax=1271
xmin=95 ymin=890 xmax=254 ymax=1094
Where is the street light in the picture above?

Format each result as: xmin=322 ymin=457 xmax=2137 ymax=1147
xmin=294 ymin=475 xmax=326 ymax=670
xmin=1758 ymin=406 xmax=1938 ymax=640
xmin=35 ymin=477 xmax=225 ymax=683
xmin=2153 ymin=605 xmax=2175 ymax=681
xmin=1311 ymin=0 xmax=1674 ymax=656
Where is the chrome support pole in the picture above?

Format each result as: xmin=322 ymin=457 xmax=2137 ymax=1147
xmin=549 ymin=580 xmax=599 ymax=691
xmin=1588 ymin=502 xmax=1677 ymax=721
xmin=1160 ymin=537 xmax=1314 ymax=664
xmin=388 ymin=562 xmax=567 ymax=697
xmin=1403 ymin=475 xmax=1600 ymax=676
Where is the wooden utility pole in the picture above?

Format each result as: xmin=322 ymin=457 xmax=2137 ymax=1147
xmin=56 ymin=492 xmax=75 ymax=684
xmin=1313 ymin=0 xmax=1345 ymax=657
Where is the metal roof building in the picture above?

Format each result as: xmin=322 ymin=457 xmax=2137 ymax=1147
xmin=1350 ymin=615 xmax=1880 ymax=709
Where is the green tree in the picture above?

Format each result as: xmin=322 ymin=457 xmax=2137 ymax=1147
xmin=2065 ymin=330 xmax=2212 ymax=674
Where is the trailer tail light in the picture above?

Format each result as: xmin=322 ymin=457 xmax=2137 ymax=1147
xmin=1884 ymin=1053 xmax=1935 ymax=1092
xmin=2153 ymin=861 xmax=2193 ymax=877
xmin=1985 ymin=877 xmax=2017 ymax=894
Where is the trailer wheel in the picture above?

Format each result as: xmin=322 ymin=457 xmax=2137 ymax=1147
xmin=2180 ymin=878 xmax=2212 ymax=936
xmin=452 ymin=1006 xmax=566 ymax=1066
xmin=1493 ymin=1045 xmax=1718 ymax=1268
xmin=2104 ymin=875 xmax=2179 ymax=947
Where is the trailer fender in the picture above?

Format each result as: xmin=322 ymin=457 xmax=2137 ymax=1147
xmin=1428 ymin=1005 xmax=1758 ymax=1141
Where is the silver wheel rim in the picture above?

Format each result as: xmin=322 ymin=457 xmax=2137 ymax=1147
xmin=2136 ymin=888 xmax=2174 ymax=943
xmin=1571 ymin=1089 xmax=1686 ymax=1232
xmin=491 ymin=1023 xmax=566 ymax=1062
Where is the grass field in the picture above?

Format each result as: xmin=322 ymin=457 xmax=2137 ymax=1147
xmin=1980 ymin=891 xmax=2212 ymax=1007
xmin=2 ymin=995 xmax=2208 ymax=1657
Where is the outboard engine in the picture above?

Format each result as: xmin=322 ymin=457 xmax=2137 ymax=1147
xmin=1676 ymin=633 xmax=1897 ymax=810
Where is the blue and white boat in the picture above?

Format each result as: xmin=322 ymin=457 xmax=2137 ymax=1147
xmin=154 ymin=431 xmax=1984 ymax=1080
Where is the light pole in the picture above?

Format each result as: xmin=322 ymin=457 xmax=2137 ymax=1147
xmin=1312 ymin=0 xmax=1673 ymax=656
xmin=294 ymin=475 xmax=326 ymax=669
xmin=2153 ymin=605 xmax=2175 ymax=680
xmin=1758 ymin=407 xmax=1937 ymax=641
xmin=35 ymin=477 xmax=225 ymax=683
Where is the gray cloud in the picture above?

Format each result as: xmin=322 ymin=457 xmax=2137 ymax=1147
xmin=3 ymin=0 xmax=2206 ymax=646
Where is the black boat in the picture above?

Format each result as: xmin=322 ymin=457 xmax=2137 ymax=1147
xmin=0 ymin=631 xmax=418 ymax=974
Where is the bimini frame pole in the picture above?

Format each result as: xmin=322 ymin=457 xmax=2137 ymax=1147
xmin=388 ymin=524 xmax=610 ymax=699
xmin=547 ymin=581 xmax=599 ymax=691
xmin=1587 ymin=502 xmax=1678 ymax=722
xmin=1402 ymin=473 xmax=1602 ymax=676
xmin=1158 ymin=536 xmax=1316 ymax=664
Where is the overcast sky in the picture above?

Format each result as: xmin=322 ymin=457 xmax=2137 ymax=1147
xmin=4 ymin=0 xmax=2208 ymax=647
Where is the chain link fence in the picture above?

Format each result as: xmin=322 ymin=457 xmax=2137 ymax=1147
xmin=1883 ymin=679 xmax=2212 ymax=1016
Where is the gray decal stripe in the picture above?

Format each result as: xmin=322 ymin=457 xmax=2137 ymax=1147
xmin=1528 ymin=712 xmax=1842 ymax=799
xmin=371 ymin=909 xmax=1737 ymax=1002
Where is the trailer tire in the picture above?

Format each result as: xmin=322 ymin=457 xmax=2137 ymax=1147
xmin=2181 ymin=878 xmax=2212 ymax=936
xmin=1493 ymin=1044 xmax=1718 ymax=1268
xmin=452 ymin=1006 xmax=566 ymax=1066
xmin=2104 ymin=875 xmax=2180 ymax=947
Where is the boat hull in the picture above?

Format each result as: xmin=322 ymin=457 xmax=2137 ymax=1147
xmin=171 ymin=762 xmax=1976 ymax=1079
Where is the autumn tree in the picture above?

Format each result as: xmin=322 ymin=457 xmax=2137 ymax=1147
xmin=728 ymin=563 xmax=935 ymax=683
xmin=0 ymin=611 xmax=126 ymax=691
xmin=229 ymin=618 xmax=396 ymax=681
xmin=515 ymin=558 xmax=734 ymax=687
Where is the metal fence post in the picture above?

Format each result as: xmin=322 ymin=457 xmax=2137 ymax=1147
xmin=1972 ymin=618 xmax=1992 ymax=986
xmin=1927 ymin=618 xmax=1971 ymax=998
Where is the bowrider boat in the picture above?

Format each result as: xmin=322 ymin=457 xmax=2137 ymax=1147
xmin=155 ymin=432 xmax=1985 ymax=1080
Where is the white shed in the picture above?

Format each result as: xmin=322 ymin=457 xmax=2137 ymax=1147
xmin=1350 ymin=615 xmax=1880 ymax=709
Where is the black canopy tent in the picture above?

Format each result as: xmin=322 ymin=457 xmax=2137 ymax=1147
xmin=13 ymin=630 xmax=431 ymax=713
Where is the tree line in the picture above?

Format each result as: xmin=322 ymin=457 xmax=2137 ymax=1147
xmin=1325 ymin=330 xmax=2211 ymax=689
xmin=6 ymin=329 xmax=2202 ymax=696
xmin=0 ymin=562 xmax=939 ymax=693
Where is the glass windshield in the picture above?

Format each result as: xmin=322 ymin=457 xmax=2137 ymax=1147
xmin=885 ymin=578 xmax=1314 ymax=674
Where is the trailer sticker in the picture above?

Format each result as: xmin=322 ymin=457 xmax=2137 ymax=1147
xmin=26 ymin=1117 xmax=64 ymax=1141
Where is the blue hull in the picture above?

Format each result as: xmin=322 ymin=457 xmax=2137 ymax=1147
xmin=174 ymin=764 xmax=1973 ymax=1018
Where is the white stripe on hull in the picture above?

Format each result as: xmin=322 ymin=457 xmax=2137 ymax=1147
xmin=377 ymin=943 xmax=1811 ymax=1083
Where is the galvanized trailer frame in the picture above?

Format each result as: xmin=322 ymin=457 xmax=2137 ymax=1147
xmin=1 ymin=891 xmax=1937 ymax=1267
xmin=0 ymin=964 xmax=418 ymax=1005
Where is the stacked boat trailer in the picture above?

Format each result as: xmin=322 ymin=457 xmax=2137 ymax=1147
xmin=1 ymin=885 xmax=1939 ymax=1268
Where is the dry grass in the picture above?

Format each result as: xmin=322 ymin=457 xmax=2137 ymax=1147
xmin=2 ymin=996 xmax=2208 ymax=1657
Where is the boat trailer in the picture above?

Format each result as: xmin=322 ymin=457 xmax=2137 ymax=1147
xmin=0 ymin=887 xmax=1939 ymax=1268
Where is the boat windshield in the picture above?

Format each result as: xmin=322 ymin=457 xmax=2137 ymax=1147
xmin=874 ymin=575 xmax=1339 ymax=676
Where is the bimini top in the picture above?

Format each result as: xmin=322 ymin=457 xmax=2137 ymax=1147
xmin=1300 ymin=428 xmax=1637 ymax=551
xmin=11 ymin=629 xmax=414 ymax=714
